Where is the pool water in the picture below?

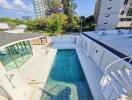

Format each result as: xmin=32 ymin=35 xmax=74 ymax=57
xmin=42 ymin=49 xmax=93 ymax=100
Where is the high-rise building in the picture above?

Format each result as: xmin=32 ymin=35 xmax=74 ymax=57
xmin=117 ymin=0 xmax=132 ymax=29
xmin=33 ymin=0 xmax=48 ymax=18
xmin=94 ymin=0 xmax=132 ymax=30
xmin=22 ymin=16 xmax=32 ymax=20
xmin=94 ymin=0 xmax=102 ymax=23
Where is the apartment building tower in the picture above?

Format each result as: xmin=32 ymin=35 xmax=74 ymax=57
xmin=94 ymin=0 xmax=132 ymax=30
xmin=33 ymin=0 xmax=48 ymax=18
xmin=117 ymin=0 xmax=132 ymax=29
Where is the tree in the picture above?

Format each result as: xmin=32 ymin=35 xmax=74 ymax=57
xmin=79 ymin=15 xmax=96 ymax=31
xmin=62 ymin=0 xmax=77 ymax=31
xmin=85 ymin=15 xmax=95 ymax=25
xmin=0 ymin=17 xmax=24 ymax=28
xmin=79 ymin=16 xmax=86 ymax=27
xmin=26 ymin=13 xmax=67 ymax=35
xmin=62 ymin=0 xmax=76 ymax=16
xmin=46 ymin=13 xmax=67 ymax=34
xmin=46 ymin=0 xmax=63 ymax=16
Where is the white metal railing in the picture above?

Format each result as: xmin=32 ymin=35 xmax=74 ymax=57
xmin=101 ymin=56 xmax=132 ymax=100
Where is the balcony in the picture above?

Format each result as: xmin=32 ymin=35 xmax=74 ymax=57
xmin=117 ymin=21 xmax=132 ymax=28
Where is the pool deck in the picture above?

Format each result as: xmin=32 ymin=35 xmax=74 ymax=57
xmin=20 ymin=45 xmax=57 ymax=100
xmin=76 ymin=46 xmax=105 ymax=100
xmin=19 ymin=44 xmax=105 ymax=100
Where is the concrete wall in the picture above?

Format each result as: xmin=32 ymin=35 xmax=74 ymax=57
xmin=51 ymin=36 xmax=76 ymax=49
xmin=51 ymin=36 xmax=76 ymax=43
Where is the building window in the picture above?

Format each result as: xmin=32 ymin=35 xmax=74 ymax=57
xmin=107 ymin=7 xmax=112 ymax=10
xmin=120 ymin=10 xmax=125 ymax=15
xmin=0 ymin=41 xmax=33 ymax=71
xmin=105 ymin=15 xmax=110 ymax=17
xmin=130 ymin=2 xmax=132 ymax=6
xmin=104 ymin=23 xmax=108 ymax=24
xmin=124 ymin=0 xmax=128 ymax=5
xmin=120 ymin=18 xmax=132 ymax=21
xmin=127 ymin=9 xmax=132 ymax=16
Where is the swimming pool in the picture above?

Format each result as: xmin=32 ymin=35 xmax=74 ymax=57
xmin=41 ymin=49 xmax=93 ymax=100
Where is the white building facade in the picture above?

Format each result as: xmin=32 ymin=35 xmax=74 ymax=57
xmin=33 ymin=0 xmax=48 ymax=18
xmin=117 ymin=0 xmax=132 ymax=29
xmin=95 ymin=0 xmax=132 ymax=30
xmin=0 ymin=23 xmax=10 ymax=30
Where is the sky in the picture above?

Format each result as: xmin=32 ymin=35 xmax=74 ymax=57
xmin=0 ymin=0 xmax=96 ymax=19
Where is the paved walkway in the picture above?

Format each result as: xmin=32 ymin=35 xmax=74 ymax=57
xmin=20 ymin=45 xmax=57 ymax=100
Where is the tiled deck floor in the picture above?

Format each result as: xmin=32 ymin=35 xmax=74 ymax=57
xmin=20 ymin=46 xmax=57 ymax=100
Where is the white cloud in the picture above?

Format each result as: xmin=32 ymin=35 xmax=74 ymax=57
xmin=13 ymin=0 xmax=33 ymax=12
xmin=0 ymin=0 xmax=12 ymax=9
xmin=0 ymin=0 xmax=33 ymax=12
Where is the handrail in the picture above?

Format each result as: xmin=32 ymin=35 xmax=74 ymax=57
xmin=105 ymin=56 xmax=132 ymax=75
xmin=101 ymin=56 xmax=132 ymax=100
xmin=102 ymin=56 xmax=132 ymax=87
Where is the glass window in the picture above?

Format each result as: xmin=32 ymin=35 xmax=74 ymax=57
xmin=127 ymin=9 xmax=132 ymax=16
xmin=130 ymin=2 xmax=132 ymax=6
xmin=120 ymin=10 xmax=125 ymax=15
xmin=9 ymin=44 xmax=24 ymax=67
xmin=19 ymin=42 xmax=29 ymax=62
xmin=120 ymin=18 xmax=132 ymax=21
xmin=23 ymin=41 xmax=33 ymax=57
xmin=0 ymin=41 xmax=33 ymax=71
xmin=0 ymin=48 xmax=18 ymax=71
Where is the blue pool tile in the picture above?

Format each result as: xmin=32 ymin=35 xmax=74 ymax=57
xmin=41 ymin=49 xmax=93 ymax=100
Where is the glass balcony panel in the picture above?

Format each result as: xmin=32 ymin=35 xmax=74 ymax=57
xmin=0 ymin=48 xmax=17 ymax=71
xmin=0 ymin=41 xmax=33 ymax=71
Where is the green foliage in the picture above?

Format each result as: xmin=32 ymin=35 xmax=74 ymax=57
xmin=26 ymin=14 xmax=67 ymax=35
xmin=47 ymin=14 xmax=67 ymax=33
xmin=25 ymin=19 xmax=47 ymax=31
xmin=0 ymin=15 xmax=95 ymax=35
xmin=0 ymin=29 xmax=3 ymax=32
xmin=46 ymin=0 xmax=63 ymax=16
xmin=0 ymin=17 xmax=24 ymax=28
xmin=62 ymin=0 xmax=76 ymax=16
xmin=25 ymin=15 xmax=95 ymax=35
xmin=62 ymin=0 xmax=77 ymax=31
xmin=85 ymin=15 xmax=95 ymax=25
xmin=79 ymin=15 xmax=96 ymax=31
xmin=65 ymin=16 xmax=79 ymax=31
